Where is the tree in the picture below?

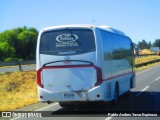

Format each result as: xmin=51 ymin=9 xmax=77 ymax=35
xmin=0 ymin=26 xmax=38 ymax=61
xmin=148 ymin=41 xmax=152 ymax=48
xmin=153 ymin=39 xmax=160 ymax=47
xmin=18 ymin=30 xmax=38 ymax=59
xmin=0 ymin=42 xmax=15 ymax=60
xmin=137 ymin=39 xmax=150 ymax=49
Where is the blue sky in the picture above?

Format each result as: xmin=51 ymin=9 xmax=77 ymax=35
xmin=0 ymin=0 xmax=160 ymax=43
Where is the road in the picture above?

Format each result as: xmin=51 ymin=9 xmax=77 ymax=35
xmin=6 ymin=65 xmax=160 ymax=120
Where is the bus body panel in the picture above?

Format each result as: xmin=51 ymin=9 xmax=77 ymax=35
xmin=41 ymin=67 xmax=96 ymax=92
xmin=38 ymin=85 xmax=103 ymax=102
xmin=99 ymin=27 xmax=135 ymax=102
xmin=102 ymin=72 xmax=133 ymax=101
xmin=39 ymin=51 xmax=97 ymax=68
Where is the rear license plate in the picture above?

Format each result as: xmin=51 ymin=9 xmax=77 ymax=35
xmin=64 ymin=93 xmax=74 ymax=98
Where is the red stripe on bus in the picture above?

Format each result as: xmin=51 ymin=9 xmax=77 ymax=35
xmin=103 ymin=71 xmax=133 ymax=81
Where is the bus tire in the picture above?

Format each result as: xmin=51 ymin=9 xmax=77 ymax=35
xmin=126 ymin=77 xmax=133 ymax=96
xmin=130 ymin=77 xmax=133 ymax=88
xmin=113 ymin=83 xmax=119 ymax=105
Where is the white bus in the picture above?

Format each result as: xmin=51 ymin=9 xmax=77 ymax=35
xmin=36 ymin=24 xmax=135 ymax=107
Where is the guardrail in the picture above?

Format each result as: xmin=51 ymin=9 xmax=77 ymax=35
xmin=0 ymin=60 xmax=36 ymax=67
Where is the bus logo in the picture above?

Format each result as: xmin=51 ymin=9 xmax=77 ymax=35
xmin=56 ymin=34 xmax=78 ymax=43
xmin=58 ymin=51 xmax=76 ymax=55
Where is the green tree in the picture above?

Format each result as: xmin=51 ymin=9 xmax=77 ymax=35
xmin=148 ymin=41 xmax=152 ymax=48
xmin=0 ymin=42 xmax=15 ymax=60
xmin=18 ymin=30 xmax=38 ymax=59
xmin=137 ymin=39 xmax=150 ymax=49
xmin=0 ymin=26 xmax=38 ymax=60
xmin=153 ymin=39 xmax=160 ymax=47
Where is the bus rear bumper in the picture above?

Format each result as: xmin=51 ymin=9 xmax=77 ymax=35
xmin=37 ymin=85 xmax=104 ymax=102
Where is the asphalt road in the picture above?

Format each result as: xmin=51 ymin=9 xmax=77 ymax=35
xmin=5 ymin=65 xmax=160 ymax=120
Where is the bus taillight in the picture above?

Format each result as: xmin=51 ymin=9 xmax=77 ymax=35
xmin=94 ymin=66 xmax=102 ymax=86
xmin=37 ymin=68 xmax=44 ymax=88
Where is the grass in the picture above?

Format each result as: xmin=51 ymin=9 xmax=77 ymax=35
xmin=0 ymin=56 xmax=160 ymax=111
xmin=135 ymin=55 xmax=160 ymax=64
xmin=0 ymin=71 xmax=37 ymax=111
xmin=135 ymin=56 xmax=160 ymax=71
xmin=135 ymin=61 xmax=160 ymax=71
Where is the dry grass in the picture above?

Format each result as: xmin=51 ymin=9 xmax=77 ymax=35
xmin=135 ymin=61 xmax=160 ymax=71
xmin=139 ymin=49 xmax=153 ymax=55
xmin=135 ymin=56 xmax=160 ymax=64
xmin=0 ymin=71 xmax=37 ymax=111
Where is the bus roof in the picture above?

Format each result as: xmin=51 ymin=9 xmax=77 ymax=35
xmin=41 ymin=24 xmax=126 ymax=37
xmin=41 ymin=24 xmax=95 ymax=31
xmin=98 ymin=26 xmax=126 ymax=36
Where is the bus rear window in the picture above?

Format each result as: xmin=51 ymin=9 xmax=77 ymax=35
xmin=40 ymin=29 xmax=96 ymax=55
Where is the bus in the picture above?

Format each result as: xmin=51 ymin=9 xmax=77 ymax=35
xmin=36 ymin=24 xmax=135 ymax=107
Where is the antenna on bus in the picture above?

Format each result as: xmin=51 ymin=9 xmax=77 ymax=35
xmin=92 ymin=19 xmax=95 ymax=24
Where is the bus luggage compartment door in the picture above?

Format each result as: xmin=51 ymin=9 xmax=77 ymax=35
xmin=41 ymin=66 xmax=97 ymax=92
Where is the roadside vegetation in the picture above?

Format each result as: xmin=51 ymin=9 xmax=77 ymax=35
xmin=135 ymin=55 xmax=160 ymax=64
xmin=135 ymin=55 xmax=160 ymax=71
xmin=135 ymin=61 xmax=160 ymax=71
xmin=0 ymin=56 xmax=160 ymax=111
xmin=0 ymin=71 xmax=37 ymax=111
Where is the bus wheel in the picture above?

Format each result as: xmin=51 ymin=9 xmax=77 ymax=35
xmin=128 ymin=78 xmax=133 ymax=94
xmin=130 ymin=77 xmax=133 ymax=88
xmin=113 ymin=83 xmax=119 ymax=105
xmin=126 ymin=78 xmax=133 ymax=97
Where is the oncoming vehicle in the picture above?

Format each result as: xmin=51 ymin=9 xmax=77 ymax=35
xmin=36 ymin=24 xmax=135 ymax=107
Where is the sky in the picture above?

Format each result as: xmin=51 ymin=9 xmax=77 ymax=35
xmin=0 ymin=0 xmax=160 ymax=43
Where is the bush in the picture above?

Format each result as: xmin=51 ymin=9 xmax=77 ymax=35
xmin=4 ymin=57 xmax=18 ymax=62
xmin=4 ymin=57 xmax=23 ymax=63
